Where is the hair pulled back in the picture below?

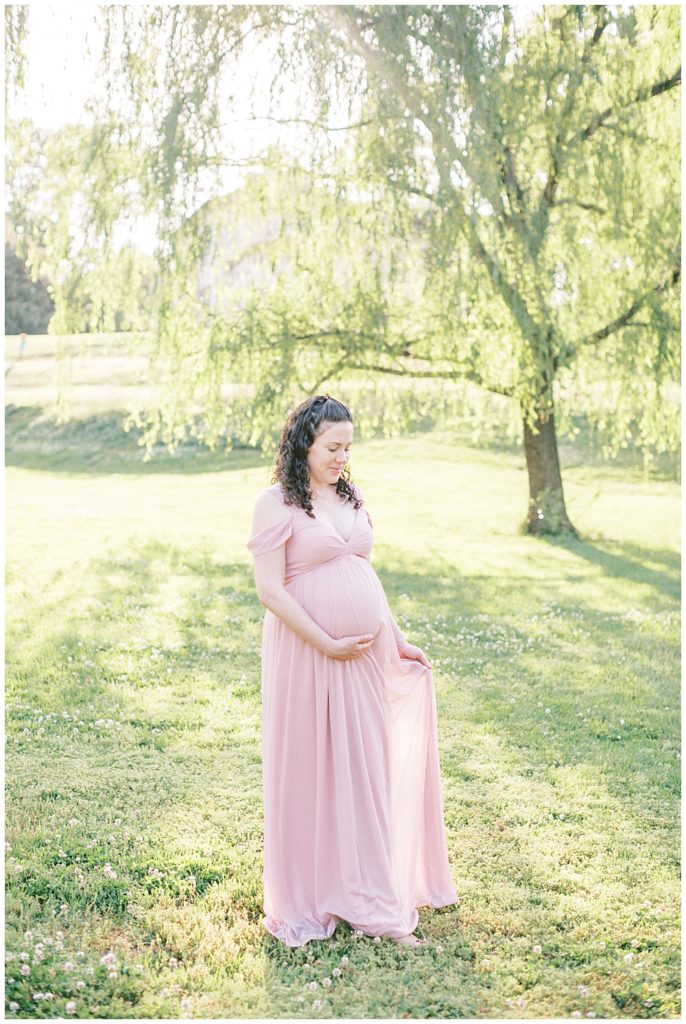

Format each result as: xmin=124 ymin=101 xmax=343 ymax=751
xmin=272 ymin=395 xmax=361 ymax=518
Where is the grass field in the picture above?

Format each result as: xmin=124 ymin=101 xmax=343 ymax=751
xmin=5 ymin=376 xmax=681 ymax=1018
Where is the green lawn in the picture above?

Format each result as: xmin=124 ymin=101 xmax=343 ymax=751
xmin=5 ymin=414 xmax=680 ymax=1019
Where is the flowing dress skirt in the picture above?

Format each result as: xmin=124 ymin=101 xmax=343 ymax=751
xmin=260 ymin=550 xmax=457 ymax=946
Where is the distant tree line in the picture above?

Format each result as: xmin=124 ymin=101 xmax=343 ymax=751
xmin=4 ymin=242 xmax=53 ymax=335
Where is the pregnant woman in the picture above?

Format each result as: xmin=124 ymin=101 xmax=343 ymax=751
xmin=247 ymin=394 xmax=457 ymax=948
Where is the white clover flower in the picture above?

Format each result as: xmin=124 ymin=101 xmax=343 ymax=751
xmin=66 ymin=1000 xmax=77 ymax=1014
xmin=322 ymin=977 xmax=332 ymax=987
xmin=532 ymin=944 xmax=542 ymax=954
xmin=313 ymin=999 xmax=324 ymax=1010
xmin=332 ymin=968 xmax=342 ymax=977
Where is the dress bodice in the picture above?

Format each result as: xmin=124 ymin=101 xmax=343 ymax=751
xmin=247 ymin=483 xmax=373 ymax=583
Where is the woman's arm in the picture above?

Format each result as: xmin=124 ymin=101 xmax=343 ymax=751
xmin=254 ymin=548 xmax=336 ymax=654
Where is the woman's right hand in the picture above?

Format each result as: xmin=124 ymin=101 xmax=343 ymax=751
xmin=325 ymin=633 xmax=377 ymax=660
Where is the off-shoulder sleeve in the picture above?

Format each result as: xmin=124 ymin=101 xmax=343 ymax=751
xmin=246 ymin=503 xmax=294 ymax=556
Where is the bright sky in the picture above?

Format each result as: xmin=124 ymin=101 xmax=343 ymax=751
xmin=20 ymin=2 xmax=548 ymax=130
xmin=19 ymin=4 xmax=103 ymax=128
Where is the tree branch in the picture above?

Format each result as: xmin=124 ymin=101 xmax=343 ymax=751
xmin=218 ymin=114 xmax=375 ymax=133
xmin=551 ymin=198 xmax=607 ymax=215
xmin=359 ymin=362 xmax=515 ymax=397
xmin=579 ymin=259 xmax=680 ymax=349
xmin=577 ymin=67 xmax=681 ymax=143
xmin=530 ymin=6 xmax=612 ymax=258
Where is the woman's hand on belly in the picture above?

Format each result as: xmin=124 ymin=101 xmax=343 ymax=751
xmin=324 ymin=632 xmax=378 ymax=660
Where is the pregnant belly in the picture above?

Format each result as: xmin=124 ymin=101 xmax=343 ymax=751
xmin=288 ymin=554 xmax=386 ymax=639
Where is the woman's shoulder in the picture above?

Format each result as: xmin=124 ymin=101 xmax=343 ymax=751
xmin=262 ymin=482 xmax=286 ymax=501
xmin=252 ymin=484 xmax=292 ymax=526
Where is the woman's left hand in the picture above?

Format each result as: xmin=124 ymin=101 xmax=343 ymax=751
xmin=397 ymin=641 xmax=432 ymax=669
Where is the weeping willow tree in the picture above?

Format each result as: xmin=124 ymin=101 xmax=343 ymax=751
xmin=8 ymin=4 xmax=680 ymax=534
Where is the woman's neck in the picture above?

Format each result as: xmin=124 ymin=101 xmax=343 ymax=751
xmin=310 ymin=481 xmax=337 ymax=500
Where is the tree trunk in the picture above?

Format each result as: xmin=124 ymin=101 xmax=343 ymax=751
xmin=522 ymin=406 xmax=579 ymax=536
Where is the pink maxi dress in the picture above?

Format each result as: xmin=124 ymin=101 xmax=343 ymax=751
xmin=247 ymin=482 xmax=457 ymax=946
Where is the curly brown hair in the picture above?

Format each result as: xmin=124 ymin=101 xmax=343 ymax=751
xmin=272 ymin=395 xmax=362 ymax=518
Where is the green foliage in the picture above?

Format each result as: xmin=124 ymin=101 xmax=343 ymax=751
xmin=5 ymin=117 xmax=159 ymax=334
xmin=5 ymin=5 xmax=680 ymax=463
xmin=4 ymin=5 xmax=28 ymax=116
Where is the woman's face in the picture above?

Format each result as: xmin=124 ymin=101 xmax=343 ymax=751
xmin=306 ymin=419 xmax=353 ymax=488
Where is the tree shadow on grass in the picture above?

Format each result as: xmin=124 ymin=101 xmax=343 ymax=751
xmin=540 ymin=534 xmax=679 ymax=602
xmin=5 ymin=404 xmax=270 ymax=476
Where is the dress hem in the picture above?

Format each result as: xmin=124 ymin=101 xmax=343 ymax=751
xmin=262 ymin=891 xmax=459 ymax=948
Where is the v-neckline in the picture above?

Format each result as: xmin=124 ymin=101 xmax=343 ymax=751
xmin=314 ymin=501 xmax=360 ymax=545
